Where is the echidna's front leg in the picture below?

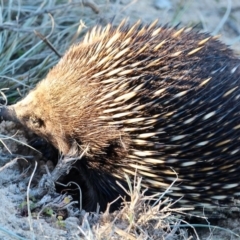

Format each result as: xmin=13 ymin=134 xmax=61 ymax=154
xmin=30 ymin=157 xmax=73 ymax=198
xmin=30 ymin=145 xmax=80 ymax=199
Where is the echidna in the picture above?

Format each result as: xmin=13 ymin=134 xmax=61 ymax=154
xmin=1 ymin=20 xmax=240 ymax=212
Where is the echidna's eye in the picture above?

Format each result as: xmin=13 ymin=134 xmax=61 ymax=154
xmin=30 ymin=116 xmax=44 ymax=128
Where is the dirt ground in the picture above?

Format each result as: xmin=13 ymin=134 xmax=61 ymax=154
xmin=1 ymin=0 xmax=240 ymax=239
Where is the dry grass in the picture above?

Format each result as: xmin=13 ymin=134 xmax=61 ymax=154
xmin=1 ymin=0 xmax=240 ymax=239
xmin=0 ymin=0 xmax=108 ymax=102
xmin=77 ymin=176 xmax=196 ymax=239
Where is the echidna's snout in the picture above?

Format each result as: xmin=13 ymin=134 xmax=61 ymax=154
xmin=0 ymin=105 xmax=19 ymax=123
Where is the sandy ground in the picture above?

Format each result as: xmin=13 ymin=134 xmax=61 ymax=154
xmin=1 ymin=0 xmax=240 ymax=239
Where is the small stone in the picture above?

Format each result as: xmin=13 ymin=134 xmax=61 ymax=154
xmin=154 ymin=0 xmax=172 ymax=10
xmin=65 ymin=217 xmax=80 ymax=235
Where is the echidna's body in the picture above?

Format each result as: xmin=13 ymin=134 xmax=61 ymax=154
xmin=2 ymin=20 xmax=240 ymax=212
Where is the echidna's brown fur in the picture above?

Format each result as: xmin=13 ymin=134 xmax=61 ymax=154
xmin=2 ymin=20 xmax=240 ymax=212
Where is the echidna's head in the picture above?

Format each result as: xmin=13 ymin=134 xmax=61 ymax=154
xmin=0 ymin=81 xmax=73 ymax=154
xmin=0 ymin=44 xmax=128 ymax=158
